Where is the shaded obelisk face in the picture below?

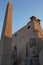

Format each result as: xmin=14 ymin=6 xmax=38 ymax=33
xmin=1 ymin=2 xmax=12 ymax=65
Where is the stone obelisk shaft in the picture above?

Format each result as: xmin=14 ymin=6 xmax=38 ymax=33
xmin=1 ymin=2 xmax=12 ymax=65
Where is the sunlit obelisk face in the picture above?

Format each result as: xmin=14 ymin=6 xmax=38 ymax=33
xmin=1 ymin=2 xmax=12 ymax=65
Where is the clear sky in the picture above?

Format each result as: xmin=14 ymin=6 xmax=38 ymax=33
xmin=0 ymin=0 xmax=43 ymax=38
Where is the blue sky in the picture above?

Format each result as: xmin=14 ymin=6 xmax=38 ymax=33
xmin=0 ymin=0 xmax=43 ymax=38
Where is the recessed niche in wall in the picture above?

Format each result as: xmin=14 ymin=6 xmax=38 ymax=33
xmin=15 ymin=34 xmax=17 ymax=37
xmin=27 ymin=26 xmax=30 ymax=29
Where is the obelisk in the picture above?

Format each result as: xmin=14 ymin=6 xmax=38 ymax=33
xmin=1 ymin=1 xmax=12 ymax=65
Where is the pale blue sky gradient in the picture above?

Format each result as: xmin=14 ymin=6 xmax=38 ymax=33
xmin=0 ymin=0 xmax=43 ymax=38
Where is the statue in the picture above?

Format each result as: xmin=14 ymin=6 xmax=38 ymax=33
xmin=28 ymin=37 xmax=40 ymax=65
xmin=29 ymin=37 xmax=40 ymax=65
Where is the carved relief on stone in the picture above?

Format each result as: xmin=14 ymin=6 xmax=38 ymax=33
xmin=11 ymin=46 xmax=17 ymax=65
xmin=28 ymin=37 xmax=40 ymax=65
xmin=24 ymin=36 xmax=43 ymax=65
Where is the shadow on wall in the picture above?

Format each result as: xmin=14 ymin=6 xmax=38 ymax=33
xmin=38 ymin=37 xmax=43 ymax=65
xmin=36 ymin=37 xmax=43 ymax=49
xmin=11 ymin=36 xmax=43 ymax=65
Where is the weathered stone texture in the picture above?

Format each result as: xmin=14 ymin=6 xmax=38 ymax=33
xmin=0 ymin=1 xmax=43 ymax=65
xmin=1 ymin=2 xmax=12 ymax=38
xmin=39 ymin=49 xmax=43 ymax=65
xmin=12 ymin=16 xmax=43 ymax=65
xmin=0 ymin=2 xmax=12 ymax=65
